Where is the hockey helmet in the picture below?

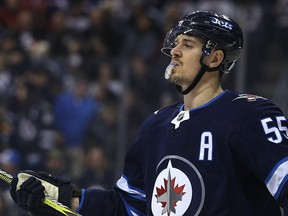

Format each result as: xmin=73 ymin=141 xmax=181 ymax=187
xmin=161 ymin=10 xmax=243 ymax=73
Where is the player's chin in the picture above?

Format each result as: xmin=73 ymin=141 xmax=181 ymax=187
xmin=169 ymin=74 xmax=185 ymax=86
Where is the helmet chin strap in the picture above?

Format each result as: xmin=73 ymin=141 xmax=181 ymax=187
xmin=176 ymin=55 xmax=219 ymax=95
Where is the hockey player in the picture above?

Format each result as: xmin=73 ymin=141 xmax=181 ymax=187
xmin=9 ymin=10 xmax=288 ymax=216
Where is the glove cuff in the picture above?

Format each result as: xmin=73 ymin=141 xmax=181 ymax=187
xmin=72 ymin=189 xmax=82 ymax=198
xmin=59 ymin=183 xmax=75 ymax=208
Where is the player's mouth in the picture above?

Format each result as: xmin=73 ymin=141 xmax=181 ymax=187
xmin=171 ymin=59 xmax=181 ymax=66
xmin=165 ymin=62 xmax=177 ymax=80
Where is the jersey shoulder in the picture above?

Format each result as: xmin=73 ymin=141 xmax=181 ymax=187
xmin=226 ymin=91 xmax=284 ymax=120
xmin=138 ymin=101 xmax=182 ymax=134
xmin=231 ymin=93 xmax=267 ymax=103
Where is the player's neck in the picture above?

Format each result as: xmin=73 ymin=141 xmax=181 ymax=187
xmin=183 ymin=76 xmax=223 ymax=110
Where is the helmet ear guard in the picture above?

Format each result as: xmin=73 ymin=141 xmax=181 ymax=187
xmin=200 ymin=40 xmax=222 ymax=72
xmin=202 ymin=40 xmax=217 ymax=56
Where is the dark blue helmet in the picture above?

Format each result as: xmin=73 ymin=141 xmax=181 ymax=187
xmin=161 ymin=10 xmax=243 ymax=73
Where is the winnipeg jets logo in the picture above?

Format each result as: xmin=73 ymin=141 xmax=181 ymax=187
xmin=151 ymin=154 xmax=208 ymax=216
xmin=211 ymin=17 xmax=233 ymax=30
xmin=155 ymin=166 xmax=186 ymax=215
xmin=152 ymin=160 xmax=191 ymax=215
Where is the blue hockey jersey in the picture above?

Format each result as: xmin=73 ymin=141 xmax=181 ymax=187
xmin=77 ymin=90 xmax=288 ymax=216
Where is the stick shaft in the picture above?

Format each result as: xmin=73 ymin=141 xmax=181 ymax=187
xmin=0 ymin=169 xmax=13 ymax=183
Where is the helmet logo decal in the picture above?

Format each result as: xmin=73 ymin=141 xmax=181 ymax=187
xmin=203 ymin=40 xmax=217 ymax=56
xmin=211 ymin=17 xmax=233 ymax=30
xmin=205 ymin=40 xmax=215 ymax=49
xmin=151 ymin=156 xmax=205 ymax=216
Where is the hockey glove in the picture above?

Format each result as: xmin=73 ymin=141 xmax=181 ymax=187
xmin=10 ymin=170 xmax=81 ymax=216
xmin=10 ymin=176 xmax=66 ymax=216
xmin=16 ymin=170 xmax=80 ymax=207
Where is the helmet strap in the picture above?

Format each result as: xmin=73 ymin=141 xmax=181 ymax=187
xmin=176 ymin=64 xmax=206 ymax=95
xmin=176 ymin=54 xmax=220 ymax=95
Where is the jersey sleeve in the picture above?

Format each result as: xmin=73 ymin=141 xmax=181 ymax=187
xmin=230 ymin=99 xmax=288 ymax=207
xmin=77 ymin=188 xmax=127 ymax=216
xmin=113 ymin=131 xmax=147 ymax=216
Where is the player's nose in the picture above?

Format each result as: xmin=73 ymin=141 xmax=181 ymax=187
xmin=170 ymin=45 xmax=181 ymax=58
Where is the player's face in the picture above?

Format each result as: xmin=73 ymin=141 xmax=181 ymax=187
xmin=168 ymin=34 xmax=203 ymax=89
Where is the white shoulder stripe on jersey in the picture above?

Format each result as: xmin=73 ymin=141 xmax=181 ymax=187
xmin=116 ymin=176 xmax=146 ymax=199
xmin=131 ymin=210 xmax=139 ymax=216
xmin=265 ymin=157 xmax=288 ymax=199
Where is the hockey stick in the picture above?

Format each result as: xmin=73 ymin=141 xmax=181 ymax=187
xmin=0 ymin=169 xmax=81 ymax=216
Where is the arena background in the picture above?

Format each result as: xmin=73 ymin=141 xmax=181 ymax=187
xmin=0 ymin=0 xmax=287 ymax=215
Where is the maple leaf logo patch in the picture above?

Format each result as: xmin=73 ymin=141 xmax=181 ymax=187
xmin=155 ymin=170 xmax=186 ymax=215
xmin=151 ymin=159 xmax=194 ymax=216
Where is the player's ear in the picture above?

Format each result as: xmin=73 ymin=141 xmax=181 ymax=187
xmin=208 ymin=49 xmax=224 ymax=68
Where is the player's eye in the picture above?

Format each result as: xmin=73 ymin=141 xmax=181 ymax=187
xmin=184 ymin=42 xmax=193 ymax=49
xmin=173 ymin=38 xmax=195 ymax=50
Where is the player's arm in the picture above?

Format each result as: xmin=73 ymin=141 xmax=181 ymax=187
xmin=10 ymin=143 xmax=147 ymax=216
xmin=231 ymin=100 xmax=288 ymax=207
xmin=10 ymin=119 xmax=149 ymax=216
xmin=9 ymin=170 xmax=130 ymax=216
xmin=71 ymin=197 xmax=80 ymax=212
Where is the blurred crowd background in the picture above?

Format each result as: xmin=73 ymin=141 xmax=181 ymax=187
xmin=0 ymin=0 xmax=287 ymax=215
